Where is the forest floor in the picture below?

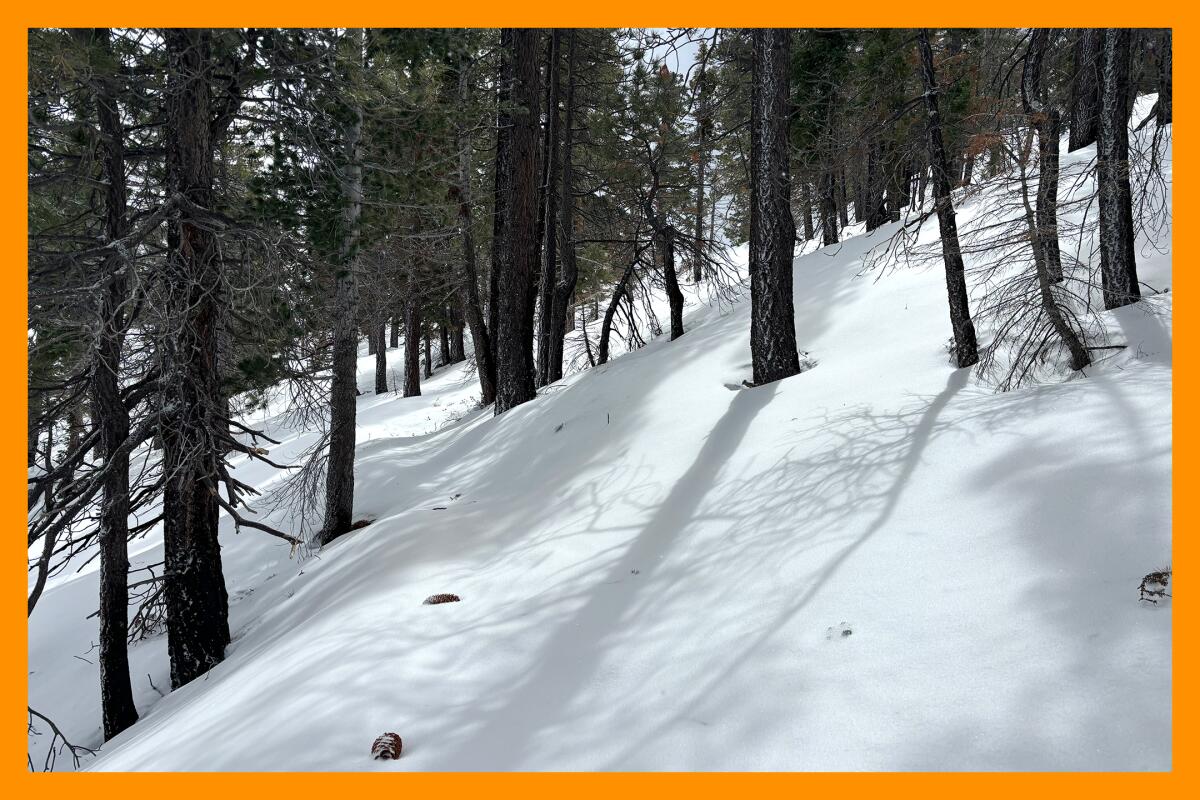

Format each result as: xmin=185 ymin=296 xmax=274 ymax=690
xmin=29 ymin=104 xmax=1172 ymax=771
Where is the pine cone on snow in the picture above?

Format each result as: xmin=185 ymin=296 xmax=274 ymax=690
xmin=423 ymin=593 xmax=460 ymax=605
xmin=372 ymin=732 xmax=403 ymax=760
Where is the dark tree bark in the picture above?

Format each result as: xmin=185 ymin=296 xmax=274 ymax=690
xmin=1021 ymin=31 xmax=1090 ymax=371
xmin=367 ymin=330 xmax=376 ymax=355
xmin=1068 ymin=29 xmax=1103 ymax=152
xmin=374 ymin=322 xmax=387 ymax=394
xmin=819 ymin=169 xmax=838 ymax=246
xmin=403 ymin=293 xmax=422 ymax=397
xmin=448 ymin=300 xmax=466 ymax=363
xmin=1022 ymin=29 xmax=1065 ymax=284
xmin=865 ymin=138 xmax=888 ymax=232
xmin=536 ymin=30 xmax=562 ymax=388
xmin=320 ymin=28 xmax=364 ymax=546
xmin=546 ymin=30 xmax=579 ymax=385
xmin=1097 ymin=28 xmax=1140 ymax=310
xmin=661 ymin=224 xmax=684 ymax=340
xmin=161 ymin=29 xmax=230 ymax=688
xmin=78 ymin=27 xmax=138 ymax=740
xmin=917 ymin=29 xmax=980 ymax=369
xmin=488 ymin=28 xmax=513 ymax=376
xmin=438 ymin=320 xmax=450 ymax=367
xmin=389 ymin=314 xmax=400 ymax=349
xmin=748 ymin=28 xmax=802 ymax=386
xmin=836 ymin=166 xmax=850 ymax=229
xmin=799 ymin=180 xmax=815 ymax=241
xmin=853 ymin=165 xmax=867 ymax=224
xmin=598 ymin=252 xmax=640 ymax=365
xmin=452 ymin=57 xmax=495 ymax=404
xmin=1156 ymin=30 xmax=1172 ymax=125
xmin=424 ymin=327 xmax=434 ymax=380
xmin=493 ymin=29 xmax=540 ymax=415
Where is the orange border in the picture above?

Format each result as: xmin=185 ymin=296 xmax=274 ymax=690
xmin=3 ymin=6 xmax=1188 ymax=793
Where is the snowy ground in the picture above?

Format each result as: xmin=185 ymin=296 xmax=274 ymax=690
xmin=28 ymin=108 xmax=1172 ymax=772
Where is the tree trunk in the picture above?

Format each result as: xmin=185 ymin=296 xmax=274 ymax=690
xmin=1097 ymin=28 xmax=1140 ymax=310
xmin=749 ymin=29 xmax=802 ymax=386
xmin=374 ymin=322 xmax=387 ymax=394
xmin=536 ymin=30 xmax=562 ymax=388
xmin=404 ymin=293 xmax=422 ymax=397
xmin=161 ymin=29 xmax=230 ymax=688
xmin=865 ymin=138 xmax=888 ymax=232
xmin=424 ymin=327 xmax=434 ymax=379
xmin=81 ymin=26 xmax=138 ymax=740
xmin=1022 ymin=29 xmax=1065 ymax=284
xmin=598 ymin=256 xmax=638 ymax=366
xmin=494 ymin=28 xmax=540 ymax=415
xmin=449 ymin=300 xmax=466 ymax=363
xmin=453 ymin=59 xmax=495 ymax=404
xmin=320 ymin=28 xmax=364 ymax=546
xmin=389 ymin=314 xmax=400 ymax=349
xmin=836 ymin=166 xmax=850 ymax=229
xmin=799 ymin=180 xmax=815 ymax=241
xmin=819 ymin=169 xmax=838 ymax=246
xmin=546 ymin=30 xmax=579 ymax=385
xmin=1022 ymin=31 xmax=1089 ymax=370
xmin=438 ymin=320 xmax=450 ymax=367
xmin=662 ymin=225 xmax=684 ymax=340
xmin=1156 ymin=30 xmax=1172 ymax=125
xmin=1018 ymin=130 xmax=1091 ymax=372
xmin=1068 ymin=29 xmax=1103 ymax=152
xmin=488 ymin=29 xmax=513 ymax=377
xmin=917 ymin=29 xmax=980 ymax=369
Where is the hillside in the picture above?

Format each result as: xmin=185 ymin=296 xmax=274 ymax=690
xmin=29 ymin=114 xmax=1172 ymax=772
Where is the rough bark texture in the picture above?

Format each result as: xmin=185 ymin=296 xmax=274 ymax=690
xmin=536 ymin=30 xmax=562 ymax=388
xmin=748 ymin=29 xmax=802 ymax=386
xmin=1019 ymin=129 xmax=1091 ymax=373
xmin=546 ymin=30 xmax=578 ymax=385
xmin=161 ymin=29 xmax=230 ymax=688
xmin=451 ymin=59 xmax=495 ymax=404
xmin=81 ymin=27 xmax=138 ymax=740
xmin=389 ymin=315 xmax=400 ymax=349
xmin=493 ymin=29 xmax=540 ymax=416
xmin=488 ymin=29 xmax=513 ymax=377
xmin=917 ymin=29 xmax=980 ymax=369
xmin=819 ymin=169 xmax=838 ymax=246
xmin=1156 ymin=30 xmax=1172 ymax=125
xmin=448 ymin=300 xmax=466 ymax=363
xmin=438 ymin=321 xmax=450 ymax=367
xmin=1097 ymin=28 xmax=1140 ymax=310
xmin=320 ymin=28 xmax=364 ymax=546
xmin=403 ymin=293 xmax=422 ymax=397
xmin=1022 ymin=29 xmax=1065 ymax=284
xmin=1068 ymin=29 xmax=1103 ymax=152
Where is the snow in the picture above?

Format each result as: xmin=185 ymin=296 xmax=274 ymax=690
xmin=28 ymin=107 xmax=1172 ymax=772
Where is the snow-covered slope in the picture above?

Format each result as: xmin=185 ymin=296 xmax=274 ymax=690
xmin=29 ymin=115 xmax=1172 ymax=772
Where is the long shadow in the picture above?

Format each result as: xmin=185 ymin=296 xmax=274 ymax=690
xmin=420 ymin=381 xmax=782 ymax=769
xmin=598 ymin=365 xmax=971 ymax=766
